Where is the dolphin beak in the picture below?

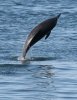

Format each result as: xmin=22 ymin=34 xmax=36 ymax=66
xmin=57 ymin=13 xmax=61 ymax=19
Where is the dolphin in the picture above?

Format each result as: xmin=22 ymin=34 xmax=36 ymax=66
xmin=22 ymin=14 xmax=61 ymax=59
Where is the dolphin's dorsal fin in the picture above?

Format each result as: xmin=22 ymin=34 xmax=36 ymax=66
xmin=45 ymin=31 xmax=51 ymax=39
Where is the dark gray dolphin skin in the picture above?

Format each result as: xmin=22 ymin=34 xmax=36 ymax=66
xmin=22 ymin=14 xmax=61 ymax=59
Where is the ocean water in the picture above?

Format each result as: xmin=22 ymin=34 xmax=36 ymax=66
xmin=0 ymin=0 xmax=77 ymax=100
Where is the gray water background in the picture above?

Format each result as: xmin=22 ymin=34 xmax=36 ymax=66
xmin=0 ymin=0 xmax=77 ymax=100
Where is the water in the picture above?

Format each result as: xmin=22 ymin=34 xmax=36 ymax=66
xmin=0 ymin=0 xmax=77 ymax=99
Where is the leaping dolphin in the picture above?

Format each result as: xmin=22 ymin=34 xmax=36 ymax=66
xmin=22 ymin=14 xmax=61 ymax=60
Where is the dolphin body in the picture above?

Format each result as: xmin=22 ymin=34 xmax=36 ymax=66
xmin=22 ymin=14 xmax=61 ymax=59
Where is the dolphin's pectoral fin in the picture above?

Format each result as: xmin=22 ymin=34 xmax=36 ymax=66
xmin=45 ymin=31 xmax=51 ymax=39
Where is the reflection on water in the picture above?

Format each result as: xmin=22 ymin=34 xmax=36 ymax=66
xmin=33 ymin=65 xmax=54 ymax=78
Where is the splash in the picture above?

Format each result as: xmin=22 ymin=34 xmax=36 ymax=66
xmin=18 ymin=56 xmax=25 ymax=61
xmin=17 ymin=56 xmax=30 ymax=64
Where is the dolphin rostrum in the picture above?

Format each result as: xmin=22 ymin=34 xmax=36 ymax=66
xmin=22 ymin=14 xmax=61 ymax=59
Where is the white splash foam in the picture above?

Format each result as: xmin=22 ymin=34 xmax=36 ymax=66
xmin=17 ymin=56 xmax=25 ymax=61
